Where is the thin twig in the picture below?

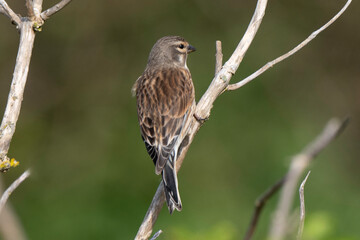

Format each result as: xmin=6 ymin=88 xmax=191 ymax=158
xmin=303 ymin=118 xmax=349 ymax=159
xmin=269 ymin=118 xmax=348 ymax=240
xmin=0 ymin=176 xmax=27 ymax=240
xmin=244 ymin=177 xmax=286 ymax=240
xmin=41 ymin=0 xmax=72 ymax=20
xmin=227 ymin=0 xmax=352 ymax=91
xmin=150 ymin=230 xmax=163 ymax=240
xmin=194 ymin=0 xmax=268 ymax=120
xmin=0 ymin=170 xmax=30 ymax=214
xmin=297 ymin=171 xmax=311 ymax=240
xmin=215 ymin=40 xmax=223 ymax=76
xmin=0 ymin=0 xmax=21 ymax=26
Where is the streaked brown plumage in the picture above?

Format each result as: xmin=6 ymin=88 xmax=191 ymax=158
xmin=132 ymin=36 xmax=196 ymax=213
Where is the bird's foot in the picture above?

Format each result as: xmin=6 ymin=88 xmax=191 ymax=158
xmin=193 ymin=113 xmax=209 ymax=124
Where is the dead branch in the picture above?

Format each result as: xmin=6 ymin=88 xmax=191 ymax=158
xmin=227 ymin=0 xmax=352 ymax=91
xmin=0 ymin=175 xmax=28 ymax=240
xmin=135 ymin=0 xmax=351 ymax=238
xmin=0 ymin=20 xmax=37 ymax=171
xmin=245 ymin=119 xmax=346 ymax=240
xmin=41 ymin=0 xmax=72 ymax=20
xmin=0 ymin=0 xmax=72 ymax=172
xmin=0 ymin=170 xmax=30 ymax=213
xmin=0 ymin=2 xmax=70 ymax=238
xmin=297 ymin=171 xmax=311 ymax=240
xmin=0 ymin=0 xmax=21 ymax=26
xmin=244 ymin=177 xmax=286 ymax=240
xmin=269 ymin=118 xmax=348 ymax=240
xmin=135 ymin=1 xmax=268 ymax=239
xmin=0 ymin=170 xmax=30 ymax=239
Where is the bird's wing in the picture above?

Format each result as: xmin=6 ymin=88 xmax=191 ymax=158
xmin=136 ymin=68 xmax=194 ymax=174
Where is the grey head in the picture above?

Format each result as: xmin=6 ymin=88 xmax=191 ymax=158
xmin=146 ymin=36 xmax=196 ymax=70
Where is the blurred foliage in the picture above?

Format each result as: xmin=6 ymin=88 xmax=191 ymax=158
xmin=303 ymin=212 xmax=334 ymax=240
xmin=303 ymin=212 xmax=359 ymax=240
xmin=168 ymin=221 xmax=236 ymax=240
xmin=0 ymin=0 xmax=359 ymax=239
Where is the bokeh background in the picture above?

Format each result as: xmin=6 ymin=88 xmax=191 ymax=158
xmin=0 ymin=0 xmax=359 ymax=239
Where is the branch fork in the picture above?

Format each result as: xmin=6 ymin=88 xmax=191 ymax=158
xmin=0 ymin=0 xmax=72 ymax=171
xmin=135 ymin=0 xmax=352 ymax=239
xmin=0 ymin=0 xmax=71 ymax=31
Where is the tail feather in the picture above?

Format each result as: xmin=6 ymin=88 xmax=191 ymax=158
xmin=162 ymin=162 xmax=182 ymax=214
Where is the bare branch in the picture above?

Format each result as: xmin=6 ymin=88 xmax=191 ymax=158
xmin=135 ymin=0 xmax=350 ymax=238
xmin=303 ymin=118 xmax=349 ymax=158
xmin=135 ymin=185 xmax=166 ymax=240
xmin=215 ymin=40 xmax=223 ymax=76
xmin=245 ymin=118 xmax=346 ymax=240
xmin=0 ymin=21 xmax=36 ymax=171
xmin=0 ymin=0 xmax=71 ymax=170
xmin=227 ymin=0 xmax=352 ymax=91
xmin=296 ymin=171 xmax=311 ymax=240
xmin=0 ymin=176 xmax=27 ymax=240
xmin=0 ymin=0 xmax=21 ymax=26
xmin=194 ymin=0 xmax=267 ymax=122
xmin=41 ymin=0 xmax=72 ymax=20
xmin=0 ymin=170 xmax=30 ymax=213
xmin=269 ymin=118 xmax=348 ymax=240
xmin=244 ymin=177 xmax=285 ymax=240
xmin=135 ymin=1 xmax=268 ymax=239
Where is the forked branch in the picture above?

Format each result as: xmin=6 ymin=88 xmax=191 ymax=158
xmin=269 ymin=118 xmax=348 ymax=240
xmin=135 ymin=1 xmax=268 ymax=239
xmin=0 ymin=0 xmax=21 ymax=26
xmin=41 ymin=0 xmax=72 ymax=20
xmin=244 ymin=118 xmax=347 ymax=240
xmin=227 ymin=0 xmax=352 ymax=91
xmin=0 ymin=1 xmax=70 ymax=238
xmin=244 ymin=177 xmax=285 ymax=240
xmin=135 ymin=0 xmax=351 ymax=239
xmin=0 ymin=0 xmax=72 ymax=170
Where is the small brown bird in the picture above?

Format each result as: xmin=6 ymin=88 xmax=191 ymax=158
xmin=132 ymin=36 xmax=196 ymax=213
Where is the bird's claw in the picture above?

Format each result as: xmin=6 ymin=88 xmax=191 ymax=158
xmin=193 ymin=113 xmax=209 ymax=124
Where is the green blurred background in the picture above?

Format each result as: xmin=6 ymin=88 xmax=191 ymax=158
xmin=0 ymin=0 xmax=359 ymax=239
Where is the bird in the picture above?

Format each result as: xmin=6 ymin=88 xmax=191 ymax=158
xmin=132 ymin=36 xmax=196 ymax=214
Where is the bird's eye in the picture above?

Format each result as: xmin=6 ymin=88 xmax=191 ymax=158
xmin=178 ymin=44 xmax=185 ymax=49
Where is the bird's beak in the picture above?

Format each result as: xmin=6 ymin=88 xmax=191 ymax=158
xmin=187 ymin=45 xmax=196 ymax=53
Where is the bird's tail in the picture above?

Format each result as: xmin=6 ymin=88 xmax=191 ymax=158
xmin=162 ymin=162 xmax=182 ymax=214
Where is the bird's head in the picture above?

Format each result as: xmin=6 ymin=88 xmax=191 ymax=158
xmin=147 ymin=36 xmax=196 ymax=69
